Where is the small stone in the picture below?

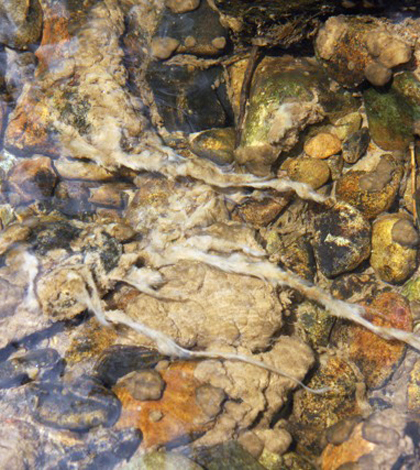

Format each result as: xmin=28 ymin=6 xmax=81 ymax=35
xmin=408 ymin=359 xmax=420 ymax=411
xmin=0 ymin=223 xmax=31 ymax=256
xmin=371 ymin=214 xmax=417 ymax=284
xmin=336 ymin=155 xmax=403 ymax=219
xmin=287 ymin=157 xmax=330 ymax=189
xmin=54 ymin=180 xmax=94 ymax=216
xmin=333 ymin=292 xmax=412 ymax=389
xmin=190 ymin=128 xmax=235 ymax=166
xmin=332 ymin=112 xmax=362 ymax=141
xmin=364 ymin=61 xmax=392 ymax=87
xmin=378 ymin=40 xmax=412 ymax=69
xmin=149 ymin=410 xmax=164 ymax=422
xmin=150 ymin=37 xmax=180 ymax=60
xmin=327 ymin=154 xmax=344 ymax=180
xmin=391 ymin=218 xmax=419 ymax=247
xmin=211 ymin=36 xmax=226 ymax=50
xmin=361 ymin=423 xmax=399 ymax=447
xmin=255 ymin=428 xmax=292 ymax=456
xmin=5 ymin=49 xmax=36 ymax=100
xmin=88 ymin=183 xmax=130 ymax=209
xmin=118 ymin=370 xmax=165 ymax=401
xmin=165 ymin=0 xmax=200 ymax=14
xmin=366 ymin=32 xmax=393 ymax=57
xmin=304 ymin=133 xmax=341 ymax=159
xmin=312 ymin=201 xmax=371 ymax=278
xmin=8 ymin=157 xmax=57 ymax=204
xmin=342 ymin=128 xmax=370 ymax=164
xmin=195 ymin=384 xmax=226 ymax=418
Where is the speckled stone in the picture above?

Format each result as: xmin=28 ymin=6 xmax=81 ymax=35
xmin=304 ymin=133 xmax=341 ymax=159
xmin=332 ymin=112 xmax=362 ymax=141
xmin=190 ymin=128 xmax=235 ymax=166
xmin=371 ymin=214 xmax=418 ymax=284
xmin=312 ymin=201 xmax=371 ymax=278
xmin=287 ymin=157 xmax=331 ymax=189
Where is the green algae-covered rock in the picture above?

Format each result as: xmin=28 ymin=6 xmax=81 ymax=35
xmin=364 ymin=72 xmax=420 ymax=151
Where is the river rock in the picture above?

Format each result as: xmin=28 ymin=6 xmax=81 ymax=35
xmin=5 ymin=48 xmax=36 ymax=100
xmin=332 ymin=112 xmax=362 ymax=141
xmin=195 ymin=384 xmax=226 ymax=419
xmin=166 ymin=0 xmax=200 ymax=14
xmin=304 ymin=132 xmax=341 ymax=159
xmin=364 ymin=61 xmax=392 ymax=87
xmin=287 ymin=156 xmax=331 ymax=189
xmin=28 ymin=376 xmax=122 ymax=432
xmin=336 ymin=154 xmax=403 ymax=219
xmin=366 ymin=31 xmax=412 ymax=68
xmin=291 ymin=356 xmax=362 ymax=456
xmin=54 ymin=180 xmax=95 ymax=216
xmin=342 ymin=128 xmax=370 ymax=164
xmin=312 ymin=201 xmax=371 ymax=278
xmin=370 ymin=214 xmax=418 ymax=284
xmin=117 ymin=370 xmax=165 ymax=401
xmin=333 ymin=292 xmax=412 ymax=389
xmin=234 ymin=56 xmax=336 ymax=175
xmin=190 ymin=128 xmax=235 ymax=166
xmin=0 ymin=0 xmax=43 ymax=50
xmin=123 ymin=451 xmax=204 ymax=470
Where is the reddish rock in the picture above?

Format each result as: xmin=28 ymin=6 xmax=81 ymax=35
xmin=8 ymin=157 xmax=57 ymax=204
xmin=114 ymin=362 xmax=213 ymax=449
xmin=334 ymin=292 xmax=412 ymax=389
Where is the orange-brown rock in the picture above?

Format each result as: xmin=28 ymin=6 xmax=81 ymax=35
xmin=232 ymin=193 xmax=290 ymax=228
xmin=8 ymin=156 xmax=57 ymax=204
xmin=334 ymin=292 xmax=412 ymax=389
xmin=114 ymin=362 xmax=213 ymax=448
xmin=88 ymin=184 xmax=131 ymax=209
xmin=321 ymin=423 xmax=375 ymax=470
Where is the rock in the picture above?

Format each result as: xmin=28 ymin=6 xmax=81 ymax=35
xmin=234 ymin=56 xmax=332 ymax=175
xmin=7 ymin=157 xmax=57 ymax=204
xmin=286 ymin=157 xmax=330 ymax=189
xmin=123 ymin=451 xmax=204 ymax=470
xmin=28 ymin=219 xmax=82 ymax=256
xmin=326 ymin=154 xmax=344 ymax=181
xmin=377 ymin=39 xmax=412 ymax=69
xmin=150 ymin=37 xmax=180 ymax=60
xmin=195 ymin=384 xmax=226 ymax=418
xmin=362 ymin=423 xmax=399 ymax=447
xmin=114 ymin=362 xmax=213 ymax=448
xmin=117 ymin=370 xmax=165 ymax=401
xmin=255 ymin=428 xmax=292 ymax=456
xmin=238 ymin=432 xmax=264 ymax=459
xmin=232 ymin=192 xmax=290 ymax=228
xmin=291 ymin=356 xmax=362 ymax=456
xmin=321 ymin=423 xmax=375 ymax=470
xmin=332 ymin=112 xmax=362 ymax=141
xmin=304 ymin=133 xmax=341 ymax=159
xmin=88 ymin=183 xmax=131 ymax=209
xmin=155 ymin=0 xmax=228 ymax=56
xmin=28 ymin=376 xmax=122 ymax=432
xmin=94 ymin=346 xmax=164 ymax=387
xmin=364 ymin=61 xmax=392 ymax=87
xmin=342 ymin=128 xmax=370 ymax=164
xmin=0 ymin=223 xmax=31 ymax=256
xmin=371 ymin=214 xmax=418 ymax=284
xmin=190 ymin=128 xmax=235 ymax=166
xmin=0 ymin=0 xmax=43 ymax=49
xmin=165 ymin=0 xmax=200 ymax=14
xmin=146 ymin=62 xmax=231 ymax=133
xmin=363 ymin=72 xmax=420 ymax=151
xmin=280 ymin=452 xmax=317 ymax=470
xmin=408 ymin=359 xmax=420 ymax=411
xmin=330 ymin=273 xmax=379 ymax=304
xmin=312 ymin=201 xmax=371 ymax=278
xmin=334 ymin=292 xmax=412 ymax=389
xmin=326 ymin=417 xmax=363 ymax=446
xmin=335 ymin=155 xmax=403 ymax=219
xmin=190 ymin=441 xmax=267 ymax=470
xmin=315 ymin=16 xmax=376 ymax=87
xmin=54 ymin=180 xmax=95 ymax=216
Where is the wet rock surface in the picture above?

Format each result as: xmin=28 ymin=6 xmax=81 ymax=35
xmin=0 ymin=1 xmax=419 ymax=468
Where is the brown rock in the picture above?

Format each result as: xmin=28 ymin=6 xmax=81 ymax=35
xmin=304 ymin=133 xmax=341 ymax=159
xmin=287 ymin=157 xmax=330 ymax=189
xmin=334 ymin=292 xmax=412 ymax=389
xmin=150 ymin=37 xmax=180 ymax=60
xmin=88 ymin=183 xmax=130 ymax=209
xmin=322 ymin=423 xmax=375 ymax=470
xmin=118 ymin=370 xmax=165 ymax=401
xmin=114 ymin=362 xmax=213 ymax=448
xmin=195 ymin=384 xmax=225 ymax=418
xmin=364 ymin=61 xmax=392 ymax=87
xmin=8 ymin=156 xmax=57 ymax=204
xmin=378 ymin=40 xmax=412 ymax=69
xmin=335 ymin=155 xmax=403 ymax=220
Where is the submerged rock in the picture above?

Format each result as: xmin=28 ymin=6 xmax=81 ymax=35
xmin=335 ymin=154 xmax=403 ymax=219
xmin=190 ymin=128 xmax=235 ymax=166
xmin=123 ymin=451 xmax=204 ymax=470
xmin=370 ymin=214 xmax=418 ymax=284
xmin=312 ymin=201 xmax=371 ymax=278
xmin=342 ymin=128 xmax=370 ymax=164
xmin=287 ymin=157 xmax=331 ymax=189
xmin=304 ymin=132 xmax=341 ymax=159
xmin=117 ymin=370 xmax=165 ymax=401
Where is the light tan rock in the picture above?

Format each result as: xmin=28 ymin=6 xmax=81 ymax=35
xmin=304 ymin=132 xmax=342 ymax=159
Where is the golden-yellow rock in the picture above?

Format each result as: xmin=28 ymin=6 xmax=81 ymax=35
xmin=321 ymin=423 xmax=375 ymax=470
xmin=371 ymin=214 xmax=418 ymax=284
xmin=304 ymin=132 xmax=341 ymax=159
xmin=332 ymin=112 xmax=362 ymax=141
xmin=114 ymin=362 xmax=213 ymax=449
xmin=88 ymin=183 xmax=131 ymax=209
xmin=336 ymin=154 xmax=403 ymax=220
xmin=190 ymin=128 xmax=235 ymax=166
xmin=286 ymin=157 xmax=330 ymax=189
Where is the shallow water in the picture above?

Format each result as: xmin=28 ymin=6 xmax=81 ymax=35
xmin=1 ymin=1 xmax=420 ymax=469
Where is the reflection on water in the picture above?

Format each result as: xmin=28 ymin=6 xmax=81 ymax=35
xmin=0 ymin=0 xmax=420 ymax=469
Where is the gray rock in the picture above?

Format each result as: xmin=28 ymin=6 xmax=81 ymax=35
xmin=342 ymin=128 xmax=370 ymax=164
xmin=117 ymin=369 xmax=165 ymax=401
